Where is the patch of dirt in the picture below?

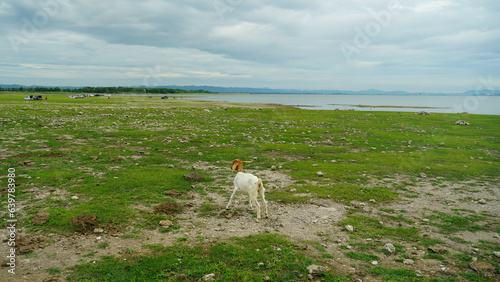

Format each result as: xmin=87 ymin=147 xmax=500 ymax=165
xmin=164 ymin=190 xmax=183 ymax=196
xmin=183 ymin=172 xmax=204 ymax=182
xmin=2 ymin=168 xmax=498 ymax=282
xmin=70 ymin=214 xmax=98 ymax=234
xmin=19 ymin=160 xmax=36 ymax=166
xmin=32 ymin=213 xmax=50 ymax=225
xmin=2 ymin=235 xmax=49 ymax=255
xmin=154 ymin=202 xmax=181 ymax=215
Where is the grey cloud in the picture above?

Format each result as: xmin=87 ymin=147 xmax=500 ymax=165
xmin=0 ymin=0 xmax=498 ymax=91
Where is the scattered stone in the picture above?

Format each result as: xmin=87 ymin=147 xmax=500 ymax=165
xmin=78 ymin=112 xmax=83 ymax=115
xmin=345 ymin=225 xmax=354 ymax=232
xmin=71 ymin=195 xmax=79 ymax=200
xmin=198 ymin=152 xmax=203 ymax=156
xmin=137 ymin=151 xmax=150 ymax=156
xmin=369 ymin=199 xmax=376 ymax=203
xmin=403 ymin=259 xmax=414 ymax=265
xmin=383 ymin=243 xmax=396 ymax=254
xmin=164 ymin=190 xmax=183 ymax=196
xmin=371 ymin=261 xmax=378 ymax=266
xmin=290 ymin=188 xmax=297 ymax=192
xmin=429 ymin=246 xmax=448 ymax=254
xmin=455 ymin=120 xmax=470 ymax=125
xmin=493 ymin=251 xmax=500 ymax=258
xmin=32 ymin=212 xmax=50 ymax=225
xmin=159 ymin=220 xmax=174 ymax=227
xmin=271 ymin=165 xmax=276 ymax=171
xmin=307 ymin=264 xmax=327 ymax=275
xmin=176 ymin=274 xmax=188 ymax=280
xmin=90 ymin=156 xmax=98 ymax=161
xmin=93 ymin=228 xmax=104 ymax=234
xmin=316 ymin=171 xmax=324 ymax=177
xmin=469 ymin=261 xmax=495 ymax=276
xmin=478 ymin=199 xmax=487 ymax=204
xmin=263 ymin=276 xmax=270 ymax=281
xmin=418 ymin=173 xmax=427 ymax=178
xmin=183 ymin=173 xmax=204 ymax=182
xmin=417 ymin=111 xmax=430 ymax=115
xmin=202 ymin=273 xmax=216 ymax=281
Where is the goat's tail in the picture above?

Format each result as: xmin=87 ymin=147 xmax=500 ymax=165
xmin=242 ymin=160 xmax=253 ymax=164
xmin=257 ymin=178 xmax=264 ymax=191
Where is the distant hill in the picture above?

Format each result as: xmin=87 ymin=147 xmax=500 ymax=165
xmin=1 ymin=84 xmax=499 ymax=95
xmin=145 ymin=85 xmax=500 ymax=95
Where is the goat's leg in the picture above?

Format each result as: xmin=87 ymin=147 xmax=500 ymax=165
xmin=260 ymin=187 xmax=268 ymax=219
xmin=225 ymin=187 xmax=239 ymax=209
xmin=253 ymin=198 xmax=261 ymax=222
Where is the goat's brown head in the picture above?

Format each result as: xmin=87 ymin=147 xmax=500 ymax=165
xmin=231 ymin=159 xmax=253 ymax=172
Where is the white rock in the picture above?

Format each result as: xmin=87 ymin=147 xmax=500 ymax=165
xmin=316 ymin=171 xmax=324 ymax=177
xmin=383 ymin=243 xmax=396 ymax=254
xmin=478 ymin=199 xmax=487 ymax=204
xmin=71 ymin=196 xmax=79 ymax=200
xmin=403 ymin=259 xmax=414 ymax=265
xmin=307 ymin=264 xmax=327 ymax=274
xmin=371 ymin=261 xmax=378 ymax=266
xmin=93 ymin=228 xmax=104 ymax=234
xmin=345 ymin=225 xmax=354 ymax=232
xmin=493 ymin=251 xmax=500 ymax=258
xmin=202 ymin=273 xmax=216 ymax=281
xmin=159 ymin=220 xmax=174 ymax=227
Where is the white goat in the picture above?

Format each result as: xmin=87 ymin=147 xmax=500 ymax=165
xmin=226 ymin=159 xmax=268 ymax=222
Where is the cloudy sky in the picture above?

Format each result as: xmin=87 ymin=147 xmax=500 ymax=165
xmin=1 ymin=0 xmax=498 ymax=92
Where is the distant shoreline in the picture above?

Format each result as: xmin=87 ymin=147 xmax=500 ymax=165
xmin=329 ymin=103 xmax=448 ymax=109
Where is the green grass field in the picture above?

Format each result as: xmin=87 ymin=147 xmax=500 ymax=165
xmin=1 ymin=92 xmax=499 ymax=281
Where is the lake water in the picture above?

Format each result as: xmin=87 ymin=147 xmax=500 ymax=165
xmin=185 ymin=94 xmax=500 ymax=115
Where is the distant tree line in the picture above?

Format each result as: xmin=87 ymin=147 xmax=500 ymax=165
xmin=0 ymin=86 xmax=211 ymax=94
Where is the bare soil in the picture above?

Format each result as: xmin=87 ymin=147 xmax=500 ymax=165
xmin=1 ymin=165 xmax=498 ymax=282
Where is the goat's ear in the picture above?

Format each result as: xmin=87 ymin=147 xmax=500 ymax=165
xmin=231 ymin=160 xmax=239 ymax=171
